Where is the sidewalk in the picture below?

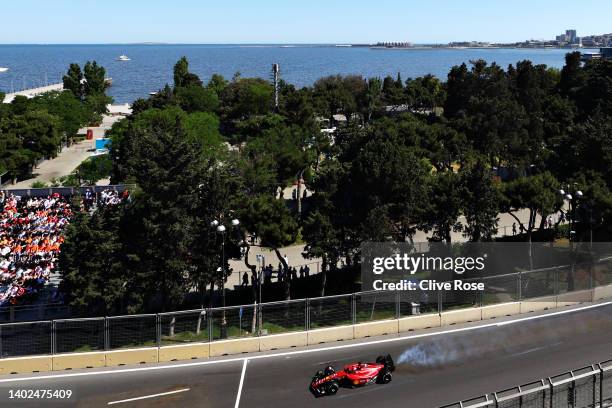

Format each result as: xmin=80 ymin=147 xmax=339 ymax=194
xmin=9 ymin=111 xmax=124 ymax=189
xmin=226 ymin=208 xmax=550 ymax=286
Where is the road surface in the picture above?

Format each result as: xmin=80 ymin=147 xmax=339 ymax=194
xmin=0 ymin=302 xmax=611 ymax=407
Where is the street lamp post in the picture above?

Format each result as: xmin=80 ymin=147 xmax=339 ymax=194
xmin=559 ymin=187 xmax=583 ymax=243
xmin=211 ymin=218 xmax=239 ymax=339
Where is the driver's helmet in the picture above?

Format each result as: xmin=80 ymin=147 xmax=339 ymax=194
xmin=324 ymin=366 xmax=336 ymax=376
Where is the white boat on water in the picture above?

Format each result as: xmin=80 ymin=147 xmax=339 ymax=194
xmin=0 ymin=67 xmax=9 ymax=73
xmin=117 ymin=55 xmax=130 ymax=61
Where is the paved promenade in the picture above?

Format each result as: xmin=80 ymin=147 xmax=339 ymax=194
xmin=9 ymin=110 xmax=126 ymax=189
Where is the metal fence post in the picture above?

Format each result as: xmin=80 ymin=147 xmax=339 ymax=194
xmin=517 ymin=271 xmax=522 ymax=301
xmin=395 ymin=291 xmax=401 ymax=319
xmin=155 ymin=314 xmax=161 ymax=347
xmin=104 ymin=317 xmax=110 ymax=350
xmin=438 ymin=290 xmax=443 ymax=314
xmin=593 ymin=367 xmax=597 ymax=408
xmin=554 ymin=269 xmax=559 ymax=308
xmin=305 ymin=299 xmax=309 ymax=331
xmin=351 ymin=293 xmax=356 ymax=325
xmin=598 ymin=364 xmax=603 ymax=406
xmin=548 ymin=378 xmax=554 ymax=408
xmin=207 ymin=309 xmax=213 ymax=342
xmin=51 ymin=320 xmax=56 ymax=355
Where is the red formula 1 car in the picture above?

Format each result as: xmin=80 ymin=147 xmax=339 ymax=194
xmin=309 ymin=354 xmax=395 ymax=397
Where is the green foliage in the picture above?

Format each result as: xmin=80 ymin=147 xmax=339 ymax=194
xmin=30 ymin=91 xmax=92 ymax=140
xmin=59 ymin=209 xmax=126 ymax=315
xmin=173 ymin=56 xmax=202 ymax=88
xmin=83 ymin=61 xmax=109 ymax=96
xmin=62 ymin=63 xmax=84 ymax=99
xmin=30 ymin=180 xmax=48 ymax=188
xmin=221 ymin=77 xmax=274 ymax=120
xmin=239 ymin=196 xmax=298 ymax=249
xmin=56 ymin=54 xmax=612 ymax=313
xmin=176 ymin=86 xmax=219 ymax=113
xmin=461 ymin=161 xmax=501 ymax=242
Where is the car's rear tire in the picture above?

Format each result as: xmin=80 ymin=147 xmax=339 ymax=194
xmin=327 ymin=381 xmax=339 ymax=395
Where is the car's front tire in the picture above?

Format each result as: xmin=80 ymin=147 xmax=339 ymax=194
xmin=327 ymin=381 xmax=339 ymax=395
xmin=378 ymin=372 xmax=392 ymax=384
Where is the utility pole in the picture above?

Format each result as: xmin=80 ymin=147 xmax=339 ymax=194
xmin=272 ymin=63 xmax=280 ymax=110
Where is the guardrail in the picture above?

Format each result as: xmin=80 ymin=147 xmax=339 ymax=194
xmin=0 ymin=260 xmax=610 ymax=357
xmin=439 ymin=359 xmax=612 ymax=408
xmin=0 ymin=259 xmax=610 ymax=374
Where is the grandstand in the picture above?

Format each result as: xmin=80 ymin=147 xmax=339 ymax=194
xmin=0 ymin=187 xmax=129 ymax=307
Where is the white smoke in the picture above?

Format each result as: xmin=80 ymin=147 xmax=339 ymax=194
xmin=396 ymin=336 xmax=468 ymax=367
xmin=396 ymin=311 xmax=610 ymax=369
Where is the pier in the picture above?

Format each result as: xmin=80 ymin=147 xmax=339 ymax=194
xmin=2 ymin=78 xmax=113 ymax=104
xmin=2 ymin=83 xmax=64 ymax=103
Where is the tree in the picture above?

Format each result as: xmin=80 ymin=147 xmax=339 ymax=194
xmin=176 ymin=86 xmax=219 ymax=113
xmin=221 ymin=78 xmax=273 ymax=120
xmin=30 ymin=91 xmax=92 ymax=142
xmin=239 ymin=196 xmax=298 ymax=300
xmin=359 ymin=77 xmax=383 ymax=123
xmin=420 ymin=171 xmax=464 ymax=242
xmin=62 ymin=63 xmax=84 ymax=100
xmin=59 ymin=208 xmax=126 ymax=315
xmin=173 ymin=57 xmax=203 ymax=88
xmin=501 ymin=172 xmax=563 ymax=236
xmin=461 ymin=160 xmax=500 ymax=242
xmin=83 ymin=61 xmax=109 ymax=96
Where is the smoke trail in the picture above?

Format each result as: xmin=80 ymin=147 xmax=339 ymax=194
xmin=396 ymin=309 xmax=612 ymax=369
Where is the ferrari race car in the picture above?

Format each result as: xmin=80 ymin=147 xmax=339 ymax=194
xmin=310 ymin=354 xmax=395 ymax=397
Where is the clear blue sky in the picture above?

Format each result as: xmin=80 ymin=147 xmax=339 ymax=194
xmin=1 ymin=0 xmax=610 ymax=44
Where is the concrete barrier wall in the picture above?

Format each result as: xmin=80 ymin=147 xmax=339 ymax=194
xmin=105 ymin=348 xmax=159 ymax=366
xmin=158 ymin=343 xmax=210 ymax=362
xmin=353 ymin=319 xmax=399 ymax=339
xmin=259 ymin=332 xmax=308 ymax=351
xmin=398 ymin=313 xmax=441 ymax=332
xmin=520 ymin=296 xmax=557 ymax=313
xmin=52 ymin=351 xmax=106 ymax=370
xmin=307 ymin=325 xmax=354 ymax=345
xmin=481 ymin=302 xmax=521 ymax=320
xmin=557 ymin=289 xmax=593 ymax=306
xmin=209 ymin=337 xmax=260 ymax=357
xmin=440 ymin=307 xmax=482 ymax=325
xmin=0 ymin=355 xmax=53 ymax=375
xmin=594 ymin=284 xmax=612 ymax=300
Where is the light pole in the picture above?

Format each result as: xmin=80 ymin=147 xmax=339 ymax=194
xmin=559 ymin=187 xmax=583 ymax=243
xmin=211 ymin=218 xmax=240 ymax=339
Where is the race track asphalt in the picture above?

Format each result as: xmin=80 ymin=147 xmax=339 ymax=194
xmin=1 ymin=303 xmax=612 ymax=408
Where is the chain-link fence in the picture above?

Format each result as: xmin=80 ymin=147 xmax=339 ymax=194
xmin=440 ymin=362 xmax=612 ymax=408
xmin=0 ymin=262 xmax=610 ymax=358
xmin=54 ymin=317 xmax=105 ymax=353
xmin=308 ymin=293 xmax=353 ymax=329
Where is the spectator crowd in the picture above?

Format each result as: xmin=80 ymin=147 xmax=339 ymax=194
xmin=0 ymin=188 xmax=128 ymax=307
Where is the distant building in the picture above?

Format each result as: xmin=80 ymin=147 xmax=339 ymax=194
xmin=580 ymin=47 xmax=612 ymax=62
xmin=566 ymin=29 xmax=578 ymax=44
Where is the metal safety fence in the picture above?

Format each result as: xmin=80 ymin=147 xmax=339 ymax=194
xmin=0 ymin=260 xmax=610 ymax=358
xmin=439 ymin=359 xmax=612 ymax=408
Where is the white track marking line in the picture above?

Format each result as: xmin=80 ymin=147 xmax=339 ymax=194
xmin=0 ymin=300 xmax=610 ymax=383
xmin=234 ymin=359 xmax=248 ymax=408
xmin=107 ymin=388 xmax=190 ymax=405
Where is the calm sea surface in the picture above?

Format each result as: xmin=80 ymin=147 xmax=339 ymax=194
xmin=0 ymin=45 xmax=595 ymax=104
